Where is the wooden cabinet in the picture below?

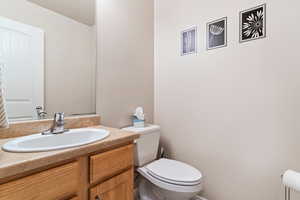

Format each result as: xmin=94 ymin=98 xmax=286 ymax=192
xmin=0 ymin=162 xmax=79 ymax=200
xmin=0 ymin=144 xmax=134 ymax=200
xmin=89 ymin=169 xmax=134 ymax=200
xmin=90 ymin=144 xmax=134 ymax=184
xmin=69 ymin=197 xmax=79 ymax=200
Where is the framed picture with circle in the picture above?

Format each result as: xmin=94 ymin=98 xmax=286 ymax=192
xmin=207 ymin=17 xmax=227 ymax=50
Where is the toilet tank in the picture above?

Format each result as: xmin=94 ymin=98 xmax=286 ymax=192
xmin=122 ymin=125 xmax=160 ymax=167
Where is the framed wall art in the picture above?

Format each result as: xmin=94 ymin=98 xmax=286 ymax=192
xmin=207 ymin=17 xmax=227 ymax=50
xmin=240 ymin=4 xmax=266 ymax=43
xmin=181 ymin=27 xmax=197 ymax=56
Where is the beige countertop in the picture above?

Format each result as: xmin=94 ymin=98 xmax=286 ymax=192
xmin=0 ymin=126 xmax=139 ymax=180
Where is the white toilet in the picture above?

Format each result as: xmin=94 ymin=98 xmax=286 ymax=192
xmin=122 ymin=125 xmax=203 ymax=200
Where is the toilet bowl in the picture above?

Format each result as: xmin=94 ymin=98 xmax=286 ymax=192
xmin=122 ymin=125 xmax=203 ymax=200
xmin=138 ymin=159 xmax=203 ymax=200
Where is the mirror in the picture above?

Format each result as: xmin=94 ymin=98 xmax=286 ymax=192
xmin=0 ymin=0 xmax=96 ymax=121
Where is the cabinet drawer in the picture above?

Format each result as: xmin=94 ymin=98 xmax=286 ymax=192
xmin=89 ymin=169 xmax=134 ymax=200
xmin=90 ymin=144 xmax=134 ymax=184
xmin=0 ymin=162 xmax=79 ymax=200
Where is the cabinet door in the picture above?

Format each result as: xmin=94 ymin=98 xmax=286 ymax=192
xmin=0 ymin=162 xmax=79 ymax=200
xmin=90 ymin=169 xmax=134 ymax=200
xmin=68 ymin=197 xmax=79 ymax=200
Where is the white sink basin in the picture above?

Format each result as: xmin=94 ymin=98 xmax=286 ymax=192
xmin=2 ymin=128 xmax=110 ymax=153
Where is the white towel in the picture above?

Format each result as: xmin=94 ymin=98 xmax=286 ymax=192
xmin=0 ymin=64 xmax=8 ymax=128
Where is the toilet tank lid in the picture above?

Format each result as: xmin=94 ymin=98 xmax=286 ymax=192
xmin=122 ymin=124 xmax=160 ymax=135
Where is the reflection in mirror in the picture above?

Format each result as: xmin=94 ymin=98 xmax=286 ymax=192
xmin=0 ymin=0 xmax=96 ymax=122
xmin=0 ymin=17 xmax=44 ymax=121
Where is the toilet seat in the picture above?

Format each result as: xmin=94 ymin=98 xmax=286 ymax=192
xmin=146 ymin=159 xmax=202 ymax=185
xmin=138 ymin=159 xmax=203 ymax=193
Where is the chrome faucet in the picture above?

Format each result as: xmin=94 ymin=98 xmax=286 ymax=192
xmin=42 ymin=112 xmax=69 ymax=135
xmin=36 ymin=106 xmax=47 ymax=119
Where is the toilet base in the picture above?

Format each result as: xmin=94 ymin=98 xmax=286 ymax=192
xmin=138 ymin=177 xmax=199 ymax=200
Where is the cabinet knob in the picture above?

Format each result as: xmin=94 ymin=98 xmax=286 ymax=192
xmin=95 ymin=195 xmax=101 ymax=200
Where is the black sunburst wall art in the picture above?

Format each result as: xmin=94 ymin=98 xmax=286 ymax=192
xmin=240 ymin=4 xmax=266 ymax=43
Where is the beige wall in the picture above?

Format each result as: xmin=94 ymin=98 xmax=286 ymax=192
xmin=155 ymin=0 xmax=300 ymax=200
xmin=96 ymin=0 xmax=154 ymax=128
xmin=0 ymin=0 xmax=96 ymax=116
xmin=28 ymin=0 xmax=95 ymax=25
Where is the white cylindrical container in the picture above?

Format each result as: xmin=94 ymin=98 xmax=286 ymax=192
xmin=122 ymin=125 xmax=160 ymax=166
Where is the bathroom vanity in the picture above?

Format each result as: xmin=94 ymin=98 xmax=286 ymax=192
xmin=0 ymin=116 xmax=139 ymax=200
